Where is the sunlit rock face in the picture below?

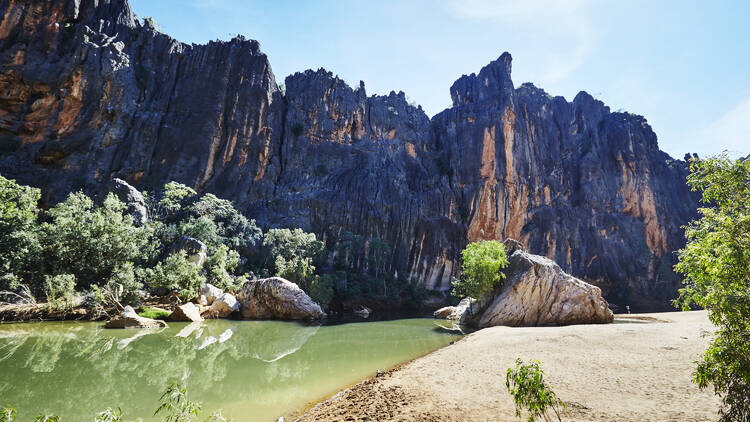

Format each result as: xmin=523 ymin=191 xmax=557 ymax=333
xmin=0 ymin=0 xmax=698 ymax=309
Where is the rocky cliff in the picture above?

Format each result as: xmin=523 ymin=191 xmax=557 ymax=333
xmin=0 ymin=0 xmax=698 ymax=309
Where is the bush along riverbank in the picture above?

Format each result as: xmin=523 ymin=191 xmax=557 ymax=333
xmin=0 ymin=175 xmax=432 ymax=322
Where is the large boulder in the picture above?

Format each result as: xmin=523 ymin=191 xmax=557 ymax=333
xmin=169 ymin=303 xmax=203 ymax=322
xmin=105 ymin=306 xmax=168 ymax=329
xmin=237 ymin=277 xmax=326 ymax=320
xmin=170 ymin=236 xmax=208 ymax=267
xmin=201 ymin=283 xmax=223 ymax=305
xmin=478 ymin=247 xmax=614 ymax=327
xmin=433 ymin=298 xmax=479 ymax=325
xmin=203 ymin=292 xmax=239 ymax=318
xmin=110 ymin=178 xmax=148 ymax=226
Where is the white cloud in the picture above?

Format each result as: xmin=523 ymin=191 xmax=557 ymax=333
xmin=701 ymin=97 xmax=750 ymax=157
xmin=446 ymin=0 xmax=595 ymax=83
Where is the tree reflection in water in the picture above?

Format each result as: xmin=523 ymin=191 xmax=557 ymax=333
xmin=0 ymin=319 xmax=460 ymax=421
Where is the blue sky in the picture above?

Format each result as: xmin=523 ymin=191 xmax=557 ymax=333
xmin=129 ymin=0 xmax=749 ymax=159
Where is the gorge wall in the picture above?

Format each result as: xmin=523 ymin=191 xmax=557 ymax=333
xmin=0 ymin=0 xmax=698 ymax=309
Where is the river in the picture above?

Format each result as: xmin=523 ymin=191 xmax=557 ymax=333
xmin=0 ymin=318 xmax=462 ymax=421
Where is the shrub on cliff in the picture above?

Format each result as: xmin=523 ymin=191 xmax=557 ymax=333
xmin=675 ymin=154 xmax=750 ymax=421
xmin=452 ymin=240 xmax=509 ymax=312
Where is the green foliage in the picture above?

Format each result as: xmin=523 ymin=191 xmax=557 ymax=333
xmin=158 ymin=182 xmax=197 ymax=217
xmin=291 ymin=123 xmax=304 ymax=138
xmin=205 ymin=245 xmax=241 ymax=292
xmin=32 ymin=415 xmax=59 ymax=422
xmin=149 ymin=252 xmax=205 ymax=300
xmin=139 ymin=306 xmax=171 ymax=321
xmin=451 ymin=240 xmax=508 ymax=311
xmin=263 ymin=228 xmax=324 ymax=285
xmin=106 ymin=262 xmax=146 ymax=306
xmin=40 ymin=192 xmax=154 ymax=290
xmin=155 ymin=383 xmax=202 ymax=422
xmin=44 ymin=274 xmax=76 ymax=311
xmin=674 ymin=154 xmax=750 ymax=421
xmin=309 ymin=274 xmax=335 ymax=308
xmin=0 ymin=405 xmax=16 ymax=422
xmin=0 ymin=175 xmax=42 ymax=288
xmin=94 ymin=407 xmax=122 ymax=422
xmin=506 ymin=359 xmax=564 ymax=422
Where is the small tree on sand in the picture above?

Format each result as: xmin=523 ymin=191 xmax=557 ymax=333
xmin=451 ymin=240 xmax=509 ymax=313
xmin=506 ymin=358 xmax=564 ymax=422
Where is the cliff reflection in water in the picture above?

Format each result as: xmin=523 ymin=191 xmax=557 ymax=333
xmin=0 ymin=318 xmax=460 ymax=421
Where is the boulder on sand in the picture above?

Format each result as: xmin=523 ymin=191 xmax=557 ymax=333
xmin=203 ymin=292 xmax=239 ymax=318
xmin=237 ymin=277 xmax=326 ymax=320
xmin=436 ymin=239 xmax=613 ymax=327
xmin=105 ymin=306 xmax=168 ymax=329
xmin=433 ymin=298 xmax=479 ymax=325
xmin=478 ymin=240 xmax=613 ymax=327
xmin=169 ymin=303 xmax=203 ymax=322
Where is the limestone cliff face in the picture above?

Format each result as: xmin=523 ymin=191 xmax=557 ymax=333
xmin=0 ymin=0 xmax=697 ymax=309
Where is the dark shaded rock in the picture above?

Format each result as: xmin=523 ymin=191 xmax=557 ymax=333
xmin=170 ymin=236 xmax=207 ymax=267
xmin=110 ymin=178 xmax=147 ymax=226
xmin=237 ymin=277 xmax=326 ymax=320
xmin=0 ymin=0 xmax=699 ymax=310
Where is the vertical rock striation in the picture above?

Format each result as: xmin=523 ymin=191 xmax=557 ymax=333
xmin=0 ymin=0 xmax=698 ymax=309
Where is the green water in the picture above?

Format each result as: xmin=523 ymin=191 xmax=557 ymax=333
xmin=0 ymin=318 xmax=461 ymax=421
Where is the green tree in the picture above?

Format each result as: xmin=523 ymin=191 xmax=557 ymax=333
xmin=0 ymin=175 xmax=42 ymax=288
xmin=0 ymin=405 xmax=16 ymax=422
xmin=309 ymin=274 xmax=335 ymax=308
xmin=155 ymin=382 xmax=201 ymax=422
xmin=506 ymin=358 xmax=564 ymax=422
xmin=149 ymin=252 xmax=206 ymax=300
xmin=263 ymin=228 xmax=325 ymax=285
xmin=44 ymin=274 xmax=77 ymax=310
xmin=40 ymin=192 xmax=153 ymax=290
xmin=451 ymin=240 xmax=509 ymax=312
xmin=94 ymin=407 xmax=122 ymax=422
xmin=205 ymin=245 xmax=241 ymax=291
xmin=674 ymin=154 xmax=750 ymax=421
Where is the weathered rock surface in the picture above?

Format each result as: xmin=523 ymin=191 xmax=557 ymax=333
xmin=433 ymin=298 xmax=479 ymax=325
xmin=479 ymin=248 xmax=614 ymax=327
xmin=237 ymin=277 xmax=326 ymax=320
xmin=203 ymin=292 xmax=239 ymax=318
xmin=171 ymin=237 xmax=207 ymax=267
xmin=110 ymin=178 xmax=147 ymax=226
xmin=0 ymin=0 xmax=699 ymax=309
xmin=169 ymin=302 xmax=203 ymax=322
xmin=104 ymin=306 xmax=168 ymax=329
xmin=201 ymin=283 xmax=222 ymax=305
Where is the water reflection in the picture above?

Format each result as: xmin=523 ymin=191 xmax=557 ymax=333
xmin=0 ymin=319 xmax=460 ymax=421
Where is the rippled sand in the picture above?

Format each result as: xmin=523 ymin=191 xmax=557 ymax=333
xmin=295 ymin=310 xmax=720 ymax=422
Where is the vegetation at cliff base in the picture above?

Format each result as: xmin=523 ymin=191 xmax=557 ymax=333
xmin=451 ymin=240 xmax=509 ymax=311
xmin=675 ymin=154 xmax=750 ymax=421
xmin=506 ymin=358 xmax=564 ymax=422
xmin=0 ymin=175 xmax=426 ymax=313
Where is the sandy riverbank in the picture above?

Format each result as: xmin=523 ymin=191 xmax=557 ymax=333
xmin=294 ymin=310 xmax=720 ymax=421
